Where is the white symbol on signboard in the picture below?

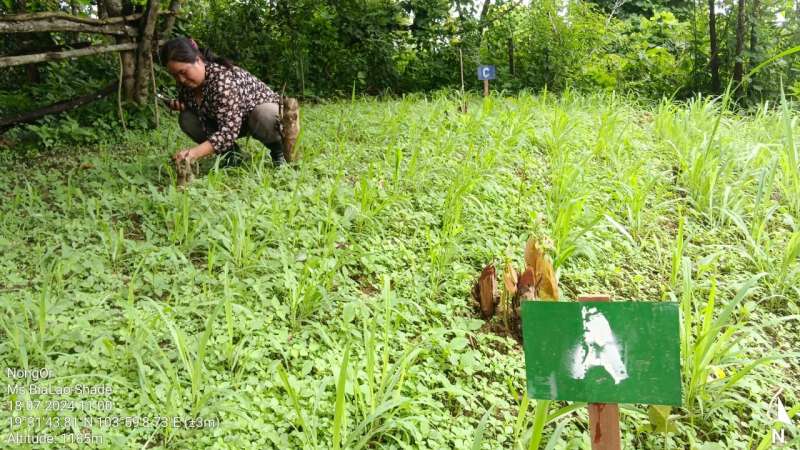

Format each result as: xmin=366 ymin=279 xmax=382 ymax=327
xmin=770 ymin=394 xmax=792 ymax=445
xmin=477 ymin=65 xmax=495 ymax=80
xmin=569 ymin=306 xmax=629 ymax=384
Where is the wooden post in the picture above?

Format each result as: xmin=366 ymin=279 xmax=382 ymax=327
xmin=483 ymin=79 xmax=489 ymax=97
xmin=577 ymin=294 xmax=621 ymax=450
xmin=133 ymin=0 xmax=160 ymax=104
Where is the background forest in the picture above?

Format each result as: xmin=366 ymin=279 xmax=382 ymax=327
xmin=4 ymin=0 xmax=800 ymax=142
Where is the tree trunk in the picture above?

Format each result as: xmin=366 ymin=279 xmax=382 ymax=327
xmin=508 ymin=37 xmax=515 ymax=76
xmin=479 ymin=0 xmax=491 ymax=24
xmin=133 ymin=0 xmax=160 ymax=104
xmin=11 ymin=0 xmax=43 ymax=84
xmin=69 ymin=1 xmax=80 ymax=44
xmin=749 ymin=0 xmax=759 ymax=67
xmin=104 ymin=0 xmax=137 ymax=100
xmin=733 ymin=0 xmax=746 ymax=86
xmin=708 ymin=0 xmax=721 ymax=94
xmin=160 ymin=0 xmax=183 ymax=40
xmin=25 ymin=65 xmax=41 ymax=83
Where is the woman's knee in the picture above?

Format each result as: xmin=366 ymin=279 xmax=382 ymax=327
xmin=179 ymin=111 xmax=206 ymax=143
xmin=248 ymin=103 xmax=281 ymax=144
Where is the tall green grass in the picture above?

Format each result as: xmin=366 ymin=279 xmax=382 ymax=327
xmin=1 ymin=91 xmax=798 ymax=448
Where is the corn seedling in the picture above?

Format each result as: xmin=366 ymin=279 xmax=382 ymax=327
xmin=332 ymin=342 xmax=350 ymax=450
xmin=670 ymin=215 xmax=685 ymax=289
xmin=499 ymin=385 xmax=584 ymax=450
xmin=150 ymin=301 xmax=220 ymax=413
xmin=221 ymin=208 xmax=260 ymax=269
xmin=778 ymin=84 xmax=800 ymax=220
xmin=618 ymin=164 xmax=668 ymax=240
xmin=284 ymin=261 xmax=326 ymax=329
xmin=674 ymin=258 xmax=778 ymax=419
xmin=0 ymin=308 xmax=30 ymax=369
xmin=342 ymin=280 xmax=423 ymax=448
xmin=98 ymin=221 xmax=125 ymax=267
xmin=161 ymin=190 xmax=198 ymax=246
xmin=2 ymin=91 xmax=799 ymax=449
xmin=222 ymin=265 xmax=236 ymax=368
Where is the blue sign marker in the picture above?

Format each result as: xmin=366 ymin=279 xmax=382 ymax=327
xmin=477 ymin=65 xmax=496 ymax=80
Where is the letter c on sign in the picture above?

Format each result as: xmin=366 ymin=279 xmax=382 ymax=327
xmin=482 ymin=68 xmax=490 ymax=78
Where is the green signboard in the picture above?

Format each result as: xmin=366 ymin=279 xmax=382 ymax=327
xmin=521 ymin=301 xmax=681 ymax=406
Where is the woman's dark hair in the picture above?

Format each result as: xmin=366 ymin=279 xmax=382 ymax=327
xmin=159 ymin=37 xmax=233 ymax=69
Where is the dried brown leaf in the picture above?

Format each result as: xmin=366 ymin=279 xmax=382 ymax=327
xmin=524 ymin=239 xmax=559 ymax=301
xmin=280 ymin=97 xmax=300 ymax=162
xmin=516 ymin=267 xmax=536 ymax=301
xmin=536 ymin=262 xmax=559 ymax=301
xmin=523 ymin=239 xmax=539 ymax=273
xmin=477 ymin=264 xmax=497 ymax=318
xmin=503 ymin=263 xmax=518 ymax=297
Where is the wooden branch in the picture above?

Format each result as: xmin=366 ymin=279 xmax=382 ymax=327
xmin=0 ymin=42 xmax=137 ymax=68
xmin=0 ymin=39 xmax=166 ymax=68
xmin=0 ymin=10 xmax=178 ymax=35
xmin=0 ymin=18 xmax=138 ymax=36
xmin=0 ymin=83 xmax=116 ymax=133
xmin=5 ymin=41 xmax=92 ymax=57
xmin=0 ymin=10 xmax=175 ymax=25
xmin=0 ymin=12 xmax=144 ymax=26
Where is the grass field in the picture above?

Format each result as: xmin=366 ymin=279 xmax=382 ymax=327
xmin=1 ymin=91 xmax=798 ymax=449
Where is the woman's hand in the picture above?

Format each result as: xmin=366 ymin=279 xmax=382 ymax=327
xmin=167 ymin=99 xmax=185 ymax=112
xmin=173 ymin=148 xmax=193 ymax=162
xmin=173 ymin=142 xmax=214 ymax=163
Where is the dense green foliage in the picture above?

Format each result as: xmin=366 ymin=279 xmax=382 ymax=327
xmin=1 ymin=93 xmax=798 ymax=448
xmin=5 ymin=0 xmax=800 ymax=111
xmin=183 ymin=0 xmax=800 ymax=100
xmin=2 ymin=1 xmax=800 ymax=448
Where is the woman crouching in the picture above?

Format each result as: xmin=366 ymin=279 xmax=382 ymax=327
xmin=159 ymin=37 xmax=290 ymax=168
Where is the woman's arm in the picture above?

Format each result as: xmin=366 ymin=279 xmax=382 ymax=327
xmin=203 ymin=70 xmax=246 ymax=154
xmin=174 ymin=141 xmax=214 ymax=161
xmin=206 ymin=99 xmax=243 ymax=154
xmin=173 ymin=91 xmax=240 ymax=161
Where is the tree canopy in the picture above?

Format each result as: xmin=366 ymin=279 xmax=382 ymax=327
xmin=3 ymin=0 xmax=800 ymax=140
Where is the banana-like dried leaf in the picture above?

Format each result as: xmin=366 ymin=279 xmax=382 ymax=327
xmin=476 ymin=264 xmax=497 ymax=318
xmin=524 ymin=239 xmax=559 ymax=301
xmin=517 ymin=267 xmax=536 ymax=301
xmin=503 ymin=263 xmax=518 ymax=297
xmin=523 ymin=238 xmax=539 ymax=272
xmin=281 ymin=97 xmax=301 ymax=162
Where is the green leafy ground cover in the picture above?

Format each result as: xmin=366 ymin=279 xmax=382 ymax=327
xmin=1 ymin=92 xmax=799 ymax=449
